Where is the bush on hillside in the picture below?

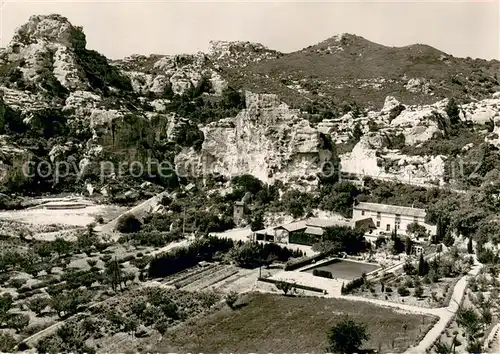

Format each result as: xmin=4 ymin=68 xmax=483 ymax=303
xmin=116 ymin=214 xmax=142 ymax=234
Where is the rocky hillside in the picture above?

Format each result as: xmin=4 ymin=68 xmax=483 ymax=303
xmin=0 ymin=14 xmax=499 ymax=200
xmin=227 ymin=33 xmax=500 ymax=109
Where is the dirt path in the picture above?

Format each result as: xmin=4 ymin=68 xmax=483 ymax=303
xmin=95 ymin=191 xmax=168 ymax=237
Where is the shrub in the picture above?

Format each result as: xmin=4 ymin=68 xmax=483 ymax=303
xmin=397 ymin=285 xmax=410 ymax=297
xmin=225 ymin=291 xmax=239 ymax=309
xmin=8 ymin=278 xmax=27 ymax=289
xmin=414 ymin=285 xmax=424 ymax=298
xmin=312 ymin=269 xmax=333 ymax=279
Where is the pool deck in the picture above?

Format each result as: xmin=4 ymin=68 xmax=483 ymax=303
xmin=268 ymin=258 xmax=382 ymax=295
xmin=300 ymin=257 xmax=381 ymax=279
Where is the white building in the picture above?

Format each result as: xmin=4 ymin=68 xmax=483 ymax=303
xmin=352 ymin=202 xmax=435 ymax=237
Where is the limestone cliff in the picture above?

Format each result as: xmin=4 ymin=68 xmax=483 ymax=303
xmin=176 ymin=92 xmax=325 ymax=188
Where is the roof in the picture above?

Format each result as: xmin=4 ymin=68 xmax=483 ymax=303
xmin=254 ymin=228 xmax=274 ymax=236
xmin=354 ymin=202 xmax=426 ymax=218
xmin=306 ymin=217 xmax=353 ymax=228
xmin=355 ymin=218 xmax=376 ymax=228
xmin=275 ymin=220 xmax=307 ymax=232
xmin=304 ymin=226 xmax=324 ymax=236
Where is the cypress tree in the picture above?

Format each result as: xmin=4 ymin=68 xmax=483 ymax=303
xmin=467 ymin=237 xmax=473 ymax=254
xmin=418 ymin=253 xmax=427 ymax=276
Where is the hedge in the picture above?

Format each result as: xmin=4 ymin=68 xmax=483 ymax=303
xmin=313 ymin=269 xmax=333 ymax=279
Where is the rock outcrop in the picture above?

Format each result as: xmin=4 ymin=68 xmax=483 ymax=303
xmin=176 ymin=92 xmax=325 ymax=188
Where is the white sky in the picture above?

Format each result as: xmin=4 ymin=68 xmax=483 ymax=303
xmin=1 ymin=0 xmax=499 ymax=60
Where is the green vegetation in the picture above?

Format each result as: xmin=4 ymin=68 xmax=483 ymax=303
xmin=148 ymin=236 xmax=303 ymax=278
xmin=311 ymin=226 xmax=367 ymax=255
xmin=69 ymin=26 xmax=132 ymax=93
xmin=38 ymin=287 xmax=220 ymax=353
xmin=327 ymin=316 xmax=370 ymax=354
xmin=116 ymin=214 xmax=142 ymax=234
xmin=154 ymin=293 xmax=436 ymax=353
xmin=164 ymin=84 xmax=246 ymax=125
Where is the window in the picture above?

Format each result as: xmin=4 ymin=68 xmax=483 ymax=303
xmin=386 ymin=224 xmax=391 ymax=231
xmin=395 ymin=214 xmax=401 ymax=221
xmin=413 ymin=216 xmax=419 ymax=223
xmin=377 ymin=212 xmax=381 ymax=219
xmin=361 ymin=210 xmax=365 ymax=216
xmin=395 ymin=221 xmax=400 ymax=229
xmin=376 ymin=221 xmax=381 ymax=227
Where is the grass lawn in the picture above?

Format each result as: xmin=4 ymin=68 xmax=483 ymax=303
xmin=155 ymin=293 xmax=437 ymax=353
xmin=303 ymin=260 xmax=380 ymax=280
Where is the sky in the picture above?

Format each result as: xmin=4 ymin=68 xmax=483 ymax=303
xmin=1 ymin=0 xmax=499 ymax=60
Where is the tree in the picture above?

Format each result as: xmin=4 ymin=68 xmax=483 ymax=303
xmin=27 ymin=296 xmax=51 ymax=316
xmin=406 ymin=222 xmax=427 ymax=239
xmin=225 ymin=291 xmax=239 ymax=309
xmin=250 ymin=211 xmax=264 ymax=232
xmin=275 ymin=281 xmax=293 ymax=295
xmin=116 ymin=214 xmax=142 ymax=233
xmin=403 ymin=259 xmax=416 ymax=275
xmin=351 ymin=123 xmax=363 ymax=142
xmin=467 ymin=237 xmax=473 ymax=254
xmin=6 ymin=313 xmax=29 ymax=333
xmin=0 ymin=333 xmax=16 ymax=352
xmin=77 ymin=223 xmax=99 ymax=256
xmin=404 ymin=237 xmax=413 ymax=255
xmin=418 ymin=253 xmax=429 ymax=276
xmin=327 ymin=316 xmax=370 ymax=354
xmin=312 ymin=240 xmax=341 ymax=255
xmin=0 ymin=293 xmax=13 ymax=316
xmin=414 ymin=284 xmax=424 ymax=298
xmin=52 ymin=237 xmax=72 ymax=259
xmin=445 ymin=98 xmax=460 ymax=126
xmin=51 ymin=290 xmax=89 ymax=319
xmin=35 ymin=242 xmax=53 ymax=260
xmin=443 ymin=231 xmax=455 ymax=247
xmin=87 ymin=259 xmax=97 ymax=269
xmin=105 ymin=258 xmax=122 ymax=291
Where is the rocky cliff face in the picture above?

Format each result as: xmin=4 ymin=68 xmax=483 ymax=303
xmin=1 ymin=14 xmax=87 ymax=92
xmin=0 ymin=14 xmax=499 ymax=196
xmin=175 ymin=92 xmax=325 ymax=189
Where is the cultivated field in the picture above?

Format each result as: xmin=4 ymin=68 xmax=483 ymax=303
xmin=155 ymin=293 xmax=438 ymax=353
